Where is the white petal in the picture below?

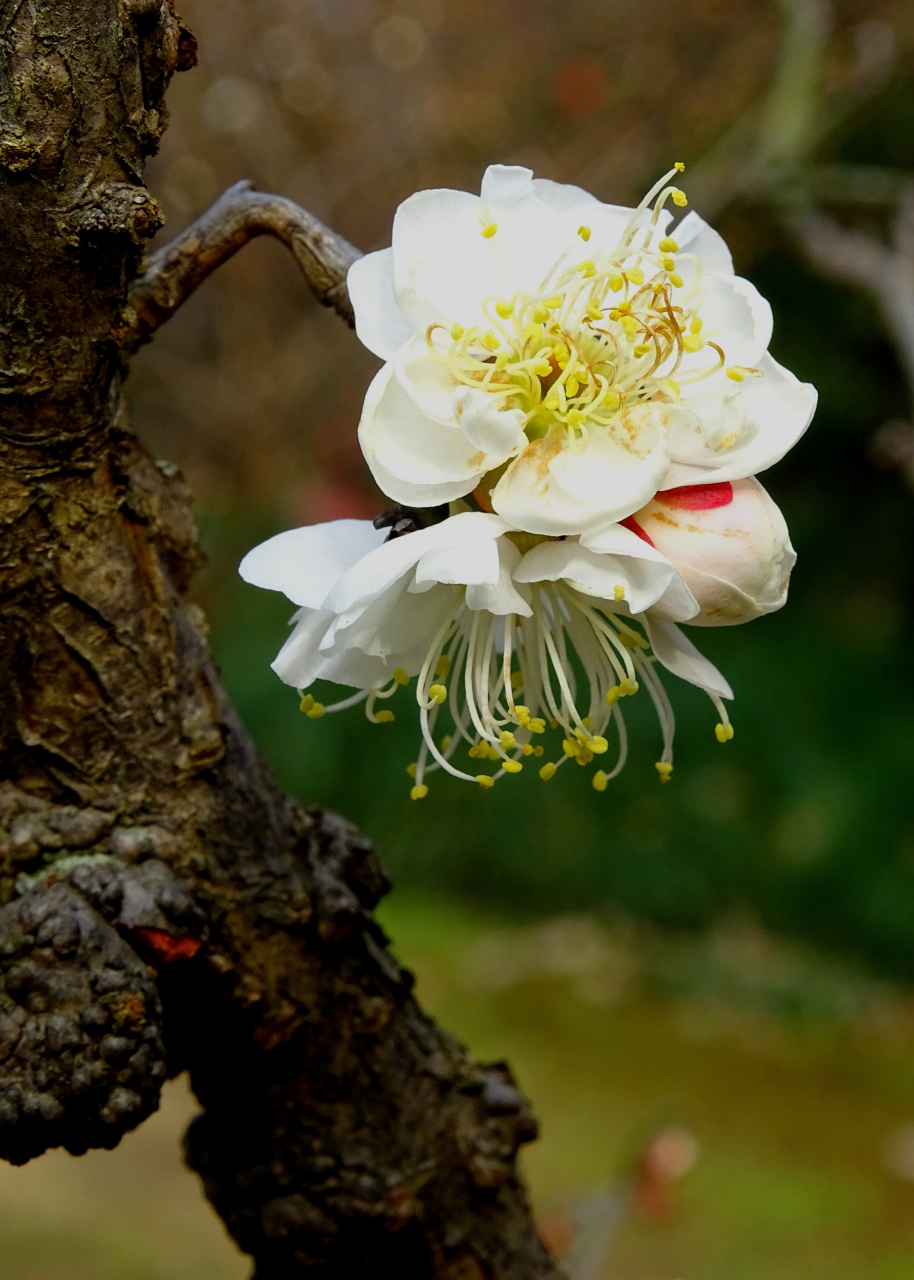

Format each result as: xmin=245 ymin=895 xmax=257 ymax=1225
xmin=391 ymin=187 xmax=514 ymax=331
xmin=323 ymin=511 xmax=508 ymax=616
xmin=666 ymin=389 xmax=755 ymax=466
xmin=271 ymin=608 xmax=334 ymax=687
xmin=327 ymin=576 xmax=456 ymax=660
xmin=466 ymin=537 xmax=532 ymax=615
xmin=413 ymin=535 xmax=500 ymax=590
xmin=677 ymin=353 xmax=817 ymax=483
xmin=642 ymin=616 xmax=733 ymax=699
xmin=673 ymin=211 xmax=734 ymax=275
xmin=453 ymin=386 xmax=527 ymax=459
xmin=514 ymin=539 xmax=680 ymax=615
xmin=531 ymin=176 xmax=603 ymax=213
xmin=358 ymin=362 xmax=486 ymax=506
xmin=347 ymin=249 xmax=415 ymax=361
xmin=395 ymin=337 xmax=458 ymax=424
xmin=690 ymin=272 xmax=773 ymax=371
xmin=492 ymin=410 xmax=671 ymax=536
xmin=239 ymin=519 xmax=385 ymax=608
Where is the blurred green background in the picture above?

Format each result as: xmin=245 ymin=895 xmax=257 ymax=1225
xmin=7 ymin=0 xmax=914 ymax=1276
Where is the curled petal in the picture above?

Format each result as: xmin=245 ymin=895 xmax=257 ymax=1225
xmin=642 ymin=616 xmax=733 ymax=699
xmin=453 ymin=387 xmax=527 ymax=459
xmin=239 ymin=519 xmax=385 ymax=608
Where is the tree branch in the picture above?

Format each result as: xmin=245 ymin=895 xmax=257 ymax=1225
xmin=125 ymin=180 xmax=362 ymax=350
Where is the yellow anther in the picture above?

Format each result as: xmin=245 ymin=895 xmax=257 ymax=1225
xmin=715 ymin=722 xmax=735 ymax=743
xmin=575 ymin=747 xmax=593 ymax=766
xmin=406 ymin=762 xmax=417 ymax=777
xmin=495 ymin=299 xmax=513 ymax=318
xmin=652 ymin=281 xmax=665 ymax=295
xmin=582 ymin=717 xmax=591 ymax=728
xmin=624 ymin=267 xmax=645 ymax=285
xmin=481 ymin=331 xmax=500 ymax=351
xmin=586 ymin=303 xmax=603 ymax=322
xmin=592 ymin=770 xmax=609 ymax=792
xmin=726 ymin=367 xmax=745 ymax=382
xmin=374 ymin=709 xmax=395 ymax=723
xmin=674 ymin=161 xmax=685 ymax=172
xmin=616 ymin=300 xmax=632 ymax=313
xmin=671 ymin=188 xmax=687 ymax=205
xmin=532 ymin=304 xmax=550 ymax=323
xmin=410 ymin=784 xmax=429 ymax=800
xmin=511 ymin=674 xmax=524 ymax=692
xmin=394 ymin=666 xmax=410 ymax=686
xmin=499 ymin=730 xmax=516 ymax=749
xmin=494 ymin=351 xmax=509 ymax=371
xmin=429 ymin=683 xmax=447 ymax=704
xmin=578 ymin=260 xmax=597 ymax=278
xmin=450 ymin=323 xmax=464 ymax=340
xmin=669 ymin=271 xmax=684 ymax=288
xmin=659 ymin=236 xmax=679 ymax=253
xmin=522 ymin=743 xmax=534 ymax=756
xmin=533 ymin=745 xmax=544 ymax=757
xmin=682 ymin=334 xmax=704 ymax=353
xmin=481 ymin=222 xmax=498 ymax=238
xmin=619 ymin=628 xmax=648 ymax=650
xmin=604 ymin=390 xmax=620 ymax=410
xmin=306 ymin=702 xmax=325 ymax=719
xmin=661 ymin=256 xmax=676 ymax=272
xmin=606 ymin=685 xmax=621 ymax=705
xmin=588 ymin=736 xmax=609 ymax=754
xmin=549 ymin=717 xmax=559 ymax=730
xmin=633 ymin=343 xmax=651 ymax=357
xmin=689 ymin=315 xmax=703 ymax=334
xmin=566 ymin=379 xmax=580 ymax=399
xmin=544 ymin=295 xmax=563 ymax=309
xmin=502 ymin=759 xmax=523 ymax=774
xmin=435 ymin=654 xmax=451 ymax=678
xmin=539 ymin=762 xmax=557 ymax=781
xmin=608 ymin=271 xmax=625 ymax=292
xmin=562 ymin=738 xmax=581 ymax=758
xmin=619 ymin=678 xmax=639 ymax=695
xmin=514 ymin=704 xmax=530 ymax=725
xmin=529 ymin=718 xmax=545 ymax=734
xmin=440 ymin=734 xmax=451 ymax=750
xmin=665 ymin=378 xmax=680 ymax=397
xmin=299 ymin=694 xmax=315 ymax=713
xmin=468 ymin=745 xmax=479 ymax=758
xmin=476 ymin=774 xmax=495 ymax=789
xmin=577 ymin=225 xmax=592 ymax=241
xmin=613 ymin=584 xmax=625 ymax=602
xmin=655 ymin=761 xmax=673 ymax=782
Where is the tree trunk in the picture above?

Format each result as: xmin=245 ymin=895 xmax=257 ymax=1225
xmin=0 ymin=3 xmax=558 ymax=1276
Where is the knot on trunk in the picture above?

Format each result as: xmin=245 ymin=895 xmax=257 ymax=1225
xmin=0 ymin=881 xmax=167 ymax=1164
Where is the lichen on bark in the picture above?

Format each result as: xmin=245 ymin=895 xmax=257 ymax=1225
xmin=0 ymin=2 xmax=558 ymax=1275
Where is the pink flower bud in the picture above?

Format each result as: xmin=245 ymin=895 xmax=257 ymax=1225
xmin=632 ymin=477 xmax=795 ymax=626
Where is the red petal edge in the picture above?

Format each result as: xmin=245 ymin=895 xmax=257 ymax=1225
xmin=134 ymin=928 xmax=202 ymax=963
xmin=655 ymin=481 xmax=734 ymax=511
xmin=620 ymin=516 xmax=655 ymax=547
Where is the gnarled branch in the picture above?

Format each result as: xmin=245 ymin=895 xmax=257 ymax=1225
xmin=125 ymin=180 xmax=362 ymax=350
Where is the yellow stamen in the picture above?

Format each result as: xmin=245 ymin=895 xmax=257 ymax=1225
xmin=410 ymin=784 xmax=429 ymax=800
xmin=539 ymin=762 xmax=557 ymax=781
xmin=481 ymin=222 xmax=498 ymax=238
xmin=655 ymin=761 xmax=673 ymax=782
xmin=394 ymin=667 xmax=410 ymax=686
xmin=429 ymin=684 xmax=447 ymax=704
xmin=669 ymin=271 xmax=684 ymax=288
xmin=659 ymin=236 xmax=678 ymax=252
xmin=726 ymin=367 xmax=744 ymax=382
xmin=715 ymin=722 xmax=735 ymax=742
xmin=406 ymin=763 xmax=417 ymax=777
xmin=502 ymin=759 xmax=523 ymax=774
xmin=671 ymin=189 xmax=688 ymax=206
xmin=592 ymin=771 xmax=608 ymax=792
xmin=613 ymin=585 xmax=625 ymax=601
xmin=578 ymin=225 xmax=592 ymax=241
xmin=476 ymin=774 xmax=495 ymax=789
xmin=374 ymin=710 xmax=395 ymax=723
xmin=435 ymin=654 xmax=451 ymax=678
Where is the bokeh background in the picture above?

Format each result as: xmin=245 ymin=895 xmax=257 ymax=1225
xmin=6 ymin=0 xmax=914 ymax=1276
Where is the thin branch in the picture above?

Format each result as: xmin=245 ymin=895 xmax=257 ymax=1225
xmin=125 ymin=180 xmax=362 ymax=349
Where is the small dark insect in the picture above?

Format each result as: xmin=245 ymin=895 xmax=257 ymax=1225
xmin=373 ymin=503 xmax=450 ymax=541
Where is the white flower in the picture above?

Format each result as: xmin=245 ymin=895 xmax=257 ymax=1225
xmin=239 ymin=512 xmax=735 ymax=798
xmin=627 ymin=476 xmax=796 ymax=626
xmin=348 ymin=163 xmax=818 ymax=537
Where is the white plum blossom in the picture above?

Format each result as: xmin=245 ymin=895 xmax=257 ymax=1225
xmin=240 ymin=511 xmax=738 ymax=797
xmin=348 ymin=163 xmax=818 ymax=537
xmin=628 ymin=476 xmax=796 ymax=626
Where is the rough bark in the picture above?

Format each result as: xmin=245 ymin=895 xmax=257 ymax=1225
xmin=0 ymin=2 xmax=558 ymax=1276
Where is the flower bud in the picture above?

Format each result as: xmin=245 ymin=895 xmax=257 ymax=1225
xmin=632 ymin=477 xmax=795 ymax=626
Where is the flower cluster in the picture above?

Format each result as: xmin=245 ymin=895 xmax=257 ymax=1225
xmin=241 ymin=164 xmax=816 ymax=796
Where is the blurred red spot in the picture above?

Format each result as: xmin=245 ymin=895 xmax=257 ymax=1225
xmin=620 ymin=516 xmax=655 ymax=546
xmin=551 ymin=57 xmax=609 ymax=119
xmin=656 ymin=481 xmax=733 ymax=510
xmin=135 ymin=928 xmax=202 ymax=962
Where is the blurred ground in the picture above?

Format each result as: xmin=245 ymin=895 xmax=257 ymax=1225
xmin=5 ymin=897 xmax=914 ymax=1279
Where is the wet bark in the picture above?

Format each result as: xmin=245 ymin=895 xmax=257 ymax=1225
xmin=0 ymin=2 xmax=558 ymax=1276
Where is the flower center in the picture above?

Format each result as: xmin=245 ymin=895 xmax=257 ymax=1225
xmin=427 ymin=166 xmax=756 ymax=467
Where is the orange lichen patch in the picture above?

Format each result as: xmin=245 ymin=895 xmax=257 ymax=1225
xmin=134 ymin=928 xmax=202 ymax=962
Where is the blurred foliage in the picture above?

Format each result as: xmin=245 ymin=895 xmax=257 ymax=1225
xmin=128 ymin=0 xmax=914 ymax=974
